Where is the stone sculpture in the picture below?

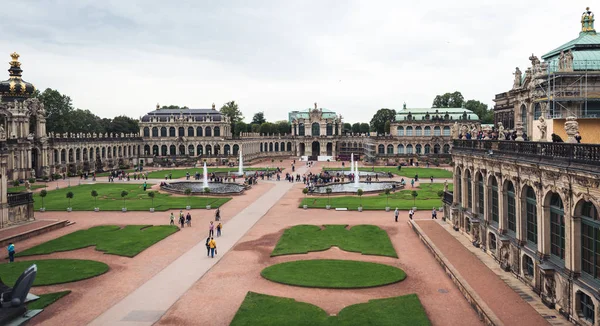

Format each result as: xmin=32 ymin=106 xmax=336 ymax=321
xmin=0 ymin=125 xmax=5 ymax=139
xmin=564 ymin=116 xmax=579 ymax=143
xmin=498 ymin=122 xmax=505 ymax=137
xmin=565 ymin=50 xmax=574 ymax=72
xmin=537 ymin=116 xmax=547 ymax=140
xmin=513 ymin=67 xmax=522 ymax=89
xmin=451 ymin=121 xmax=459 ymax=139
xmin=558 ymin=51 xmax=565 ymax=71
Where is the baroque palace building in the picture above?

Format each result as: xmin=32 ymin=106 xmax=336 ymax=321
xmin=445 ymin=8 xmax=600 ymax=325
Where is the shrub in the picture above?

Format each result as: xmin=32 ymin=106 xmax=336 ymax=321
xmin=66 ymin=191 xmax=74 ymax=208
xmin=28 ymin=178 xmax=36 ymax=184
xmin=12 ymin=180 xmax=20 ymax=187
xmin=91 ymin=190 xmax=99 ymax=208
xmin=39 ymin=190 xmax=47 ymax=208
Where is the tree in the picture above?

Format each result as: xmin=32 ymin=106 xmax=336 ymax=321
xmin=185 ymin=188 xmax=192 ymax=207
xmin=302 ymin=187 xmax=309 ymax=202
xmin=432 ymin=91 xmax=464 ymax=108
xmin=66 ymin=191 xmax=74 ymax=208
xmin=234 ymin=121 xmax=247 ymax=137
xmin=220 ymin=101 xmax=244 ymax=136
xmin=274 ymin=121 xmax=291 ymax=135
xmin=351 ymin=123 xmax=360 ymax=134
xmin=384 ymin=188 xmax=391 ymax=208
xmin=411 ymin=190 xmax=418 ymax=206
xmin=107 ymin=116 xmax=139 ymax=134
xmin=384 ymin=121 xmax=391 ymax=134
xmin=148 ymin=191 xmax=155 ymax=208
xmin=370 ymin=109 xmax=396 ymax=135
xmin=160 ymin=105 xmax=189 ymax=110
xmin=251 ymin=124 xmax=261 ymax=133
xmin=251 ymin=112 xmax=266 ymax=125
xmin=343 ymin=123 xmax=352 ymax=134
xmin=121 ymin=190 xmax=129 ymax=209
xmin=40 ymin=189 xmax=47 ymax=209
xmin=36 ymin=88 xmax=74 ymax=133
xmin=259 ymin=122 xmax=274 ymax=135
xmin=357 ymin=189 xmax=364 ymax=207
xmin=359 ymin=123 xmax=370 ymax=134
xmin=91 ymin=190 xmax=98 ymax=208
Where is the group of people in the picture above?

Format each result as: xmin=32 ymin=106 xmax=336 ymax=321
xmin=170 ymin=210 xmax=192 ymax=228
xmin=394 ymin=207 xmax=437 ymax=221
xmin=166 ymin=208 xmax=223 ymax=259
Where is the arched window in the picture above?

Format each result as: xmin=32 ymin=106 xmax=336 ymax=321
xmin=224 ymin=144 xmax=231 ymax=155
xmin=152 ymin=127 xmax=158 ymax=137
xmin=549 ymin=193 xmax=565 ymax=261
xmin=312 ymin=123 xmax=320 ymax=136
xmin=152 ymin=145 xmax=158 ymax=156
xmin=161 ymin=127 xmax=167 ymax=137
xmin=161 ymin=145 xmax=167 ymax=156
xmin=287 ymin=142 xmax=292 ymax=151
xmin=260 ymin=143 xmax=263 ymax=152
xmin=466 ymin=170 xmax=472 ymax=209
xmin=196 ymin=126 xmax=203 ymax=137
xmin=378 ymin=144 xmax=385 ymax=154
xmin=477 ymin=173 xmax=484 ymax=215
xmin=205 ymin=127 xmax=212 ymax=137
xmin=397 ymin=144 xmax=404 ymax=154
xmin=443 ymin=126 xmax=450 ymax=136
xmin=214 ymin=127 xmax=220 ymax=137
xmin=169 ymin=127 xmax=176 ymax=137
xmin=275 ymin=142 xmax=279 ymax=151
xmin=188 ymin=145 xmax=194 ymax=156
xmin=415 ymin=126 xmax=422 ymax=136
xmin=188 ymin=127 xmax=194 ymax=137
xmin=434 ymin=126 xmax=441 ymax=136
xmin=205 ymin=145 xmax=212 ymax=155
xmin=169 ymin=145 xmax=176 ymax=155
xmin=406 ymin=126 xmax=413 ymax=136
xmin=178 ymin=127 xmax=184 ymax=137
xmin=506 ymin=182 xmax=516 ymax=234
xmin=387 ymin=144 xmax=394 ymax=154
xmin=397 ymin=127 xmax=404 ymax=136
xmin=521 ymin=104 xmax=527 ymax=133
xmin=233 ymin=144 xmax=239 ymax=155
xmin=424 ymin=144 xmax=431 ymax=154
xmin=490 ymin=177 xmax=499 ymax=224
xmin=143 ymin=127 xmax=150 ymax=137
xmin=415 ymin=144 xmax=422 ymax=154
xmin=534 ymin=103 xmax=541 ymax=120
xmin=525 ymin=187 xmax=537 ymax=245
xmin=326 ymin=123 xmax=333 ymax=136
xmin=456 ymin=168 xmax=462 ymax=206
xmin=580 ymin=201 xmax=599 ymax=280
xmin=269 ymin=143 xmax=273 ymax=152
xmin=443 ymin=144 xmax=450 ymax=153
xmin=578 ymin=291 xmax=596 ymax=323
xmin=433 ymin=144 xmax=440 ymax=154
xmin=523 ymin=255 xmax=534 ymax=277
xmin=197 ymin=145 xmax=203 ymax=156
xmin=299 ymin=123 xmax=305 ymax=136
xmin=424 ymin=126 xmax=431 ymax=136
xmin=406 ymin=144 xmax=413 ymax=154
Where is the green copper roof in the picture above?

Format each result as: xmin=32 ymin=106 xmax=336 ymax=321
xmin=395 ymin=107 xmax=478 ymax=121
xmin=542 ymin=32 xmax=600 ymax=60
xmin=288 ymin=108 xmax=338 ymax=123
xmin=545 ymin=50 xmax=600 ymax=71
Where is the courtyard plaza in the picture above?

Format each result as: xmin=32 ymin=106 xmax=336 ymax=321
xmin=0 ymin=159 xmax=562 ymax=325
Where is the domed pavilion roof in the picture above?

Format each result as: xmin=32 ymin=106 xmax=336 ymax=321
xmin=0 ymin=53 xmax=36 ymax=102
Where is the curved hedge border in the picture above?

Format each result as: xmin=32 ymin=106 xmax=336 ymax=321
xmin=261 ymin=259 xmax=406 ymax=288
xmin=0 ymin=259 xmax=109 ymax=286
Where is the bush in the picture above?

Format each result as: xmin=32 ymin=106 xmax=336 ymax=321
xmin=42 ymin=176 xmax=49 ymax=182
xmin=437 ymin=190 xmax=444 ymax=197
xmin=28 ymin=178 xmax=36 ymax=184
xmin=12 ymin=180 xmax=20 ymax=187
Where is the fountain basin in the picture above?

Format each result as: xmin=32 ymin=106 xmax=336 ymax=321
xmin=161 ymin=181 xmax=246 ymax=195
xmin=311 ymin=182 xmax=403 ymax=195
xmin=325 ymin=170 xmax=389 ymax=177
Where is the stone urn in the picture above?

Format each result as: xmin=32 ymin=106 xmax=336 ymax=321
xmin=326 ymin=205 xmax=331 ymax=210
xmin=358 ymin=206 xmax=363 ymax=212
xmin=122 ymin=208 xmax=127 ymax=212
xmin=150 ymin=208 xmax=155 ymax=212
xmin=385 ymin=207 xmax=390 ymax=212
xmin=186 ymin=205 xmax=191 ymax=210
xmin=94 ymin=207 xmax=99 ymax=212
xmin=39 ymin=207 xmax=45 ymax=212
xmin=206 ymin=205 xmax=211 ymax=210
xmin=67 ymin=207 xmax=72 ymax=212
xmin=303 ymin=204 xmax=308 ymax=209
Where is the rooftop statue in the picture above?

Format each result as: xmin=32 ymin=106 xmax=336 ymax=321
xmin=581 ymin=7 xmax=595 ymax=32
xmin=512 ymin=67 xmax=522 ymax=89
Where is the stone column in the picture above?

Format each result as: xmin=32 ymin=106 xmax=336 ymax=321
xmin=498 ymin=188 xmax=506 ymax=233
xmin=515 ymin=185 xmax=525 ymax=243
xmin=539 ymin=195 xmax=551 ymax=257
xmin=568 ymin=215 xmax=580 ymax=273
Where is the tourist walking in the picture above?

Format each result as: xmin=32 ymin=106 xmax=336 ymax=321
xmin=208 ymin=237 xmax=217 ymax=258
xmin=7 ymin=242 xmax=15 ymax=263
xmin=186 ymin=212 xmax=192 ymax=227
xmin=408 ymin=208 xmax=414 ymax=220
xmin=169 ymin=212 xmax=174 ymax=225
xmin=205 ymin=237 xmax=211 ymax=256
xmin=209 ymin=221 xmax=214 ymax=237
xmin=179 ymin=214 xmax=185 ymax=228
xmin=394 ymin=208 xmax=399 ymax=222
xmin=215 ymin=208 xmax=221 ymax=221
xmin=410 ymin=179 xmax=415 ymax=188
xmin=431 ymin=207 xmax=437 ymax=219
xmin=217 ymin=223 xmax=222 ymax=237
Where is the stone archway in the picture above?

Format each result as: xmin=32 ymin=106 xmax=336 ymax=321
xmin=311 ymin=141 xmax=320 ymax=160
xmin=299 ymin=143 xmax=305 ymax=156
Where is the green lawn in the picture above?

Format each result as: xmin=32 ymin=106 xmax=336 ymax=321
xmin=33 ymin=183 xmax=231 ymax=211
xmin=146 ymin=167 xmax=282 ymax=179
xmin=28 ymin=291 xmax=71 ymax=310
xmin=0 ymin=260 xmax=108 ymax=286
xmin=325 ymin=166 xmax=452 ymax=178
xmin=18 ymin=225 xmax=179 ymax=258
xmin=301 ymin=183 xmax=453 ymax=211
xmin=272 ymin=225 xmax=397 ymax=257
xmin=261 ymin=259 xmax=406 ymax=288
xmin=230 ymin=292 xmax=431 ymax=326
xmin=8 ymin=184 xmax=47 ymax=193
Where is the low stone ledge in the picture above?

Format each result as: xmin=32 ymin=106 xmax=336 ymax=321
xmin=0 ymin=220 xmax=71 ymax=248
xmin=409 ymin=220 xmax=502 ymax=326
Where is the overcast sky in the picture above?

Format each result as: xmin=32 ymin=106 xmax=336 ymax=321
xmin=0 ymin=1 xmax=593 ymax=123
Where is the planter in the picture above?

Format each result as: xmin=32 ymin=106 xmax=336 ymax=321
xmin=385 ymin=207 xmax=390 ymax=212
xmin=303 ymin=204 xmax=308 ymax=210
xmin=326 ymin=205 xmax=331 ymax=210
xmin=122 ymin=208 xmax=127 ymax=212
xmin=186 ymin=205 xmax=191 ymax=210
xmin=150 ymin=208 xmax=155 ymax=212
xmin=94 ymin=207 xmax=99 ymax=212
xmin=206 ymin=205 xmax=211 ymax=210
xmin=39 ymin=208 xmax=45 ymax=212
xmin=67 ymin=207 xmax=72 ymax=212
xmin=358 ymin=207 xmax=363 ymax=212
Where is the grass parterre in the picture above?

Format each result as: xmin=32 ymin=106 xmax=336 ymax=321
xmin=0 ymin=260 xmax=108 ymax=286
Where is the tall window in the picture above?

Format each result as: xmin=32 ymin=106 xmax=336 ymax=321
xmin=491 ymin=178 xmax=499 ymax=224
xmin=477 ymin=173 xmax=484 ymax=215
xmin=406 ymin=144 xmax=413 ymax=154
xmin=378 ymin=144 xmax=385 ymax=154
xmin=415 ymin=144 xmax=422 ymax=154
xmin=397 ymin=127 xmax=404 ymax=136
xmin=443 ymin=126 xmax=450 ymax=136
xmin=152 ymin=127 xmax=158 ymax=137
xmin=521 ymin=105 xmax=528 ymax=133
xmin=507 ymin=182 xmax=516 ymax=233
xmin=534 ymin=103 xmax=541 ymax=120
xmin=397 ymin=144 xmax=404 ymax=154
xmin=312 ymin=123 xmax=320 ymax=136
xmin=143 ymin=127 xmax=150 ymax=137
xmin=581 ymin=201 xmax=599 ymax=280
xmin=326 ymin=123 xmax=333 ymax=136
xmin=387 ymin=144 xmax=394 ymax=154
xmin=416 ymin=126 xmax=422 ymax=136
xmin=299 ymin=123 xmax=305 ymax=136
xmin=524 ymin=255 xmax=534 ymax=277
xmin=579 ymin=292 xmax=596 ymax=323
xmin=456 ymin=169 xmax=462 ymax=207
xmin=434 ymin=126 xmax=441 ymax=136
xmin=406 ymin=127 xmax=413 ymax=136
xmin=169 ymin=127 xmax=176 ymax=137
xmin=178 ymin=127 xmax=184 ymax=137
xmin=424 ymin=144 xmax=431 ymax=154
xmin=467 ymin=171 xmax=472 ymax=209
xmin=526 ymin=187 xmax=538 ymax=245
xmin=424 ymin=126 xmax=431 ymax=136
xmin=550 ymin=193 xmax=565 ymax=261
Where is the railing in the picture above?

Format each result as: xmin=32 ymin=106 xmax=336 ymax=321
xmin=7 ymin=192 xmax=34 ymax=207
xmin=443 ymin=191 xmax=453 ymax=205
xmin=453 ymin=139 xmax=600 ymax=166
